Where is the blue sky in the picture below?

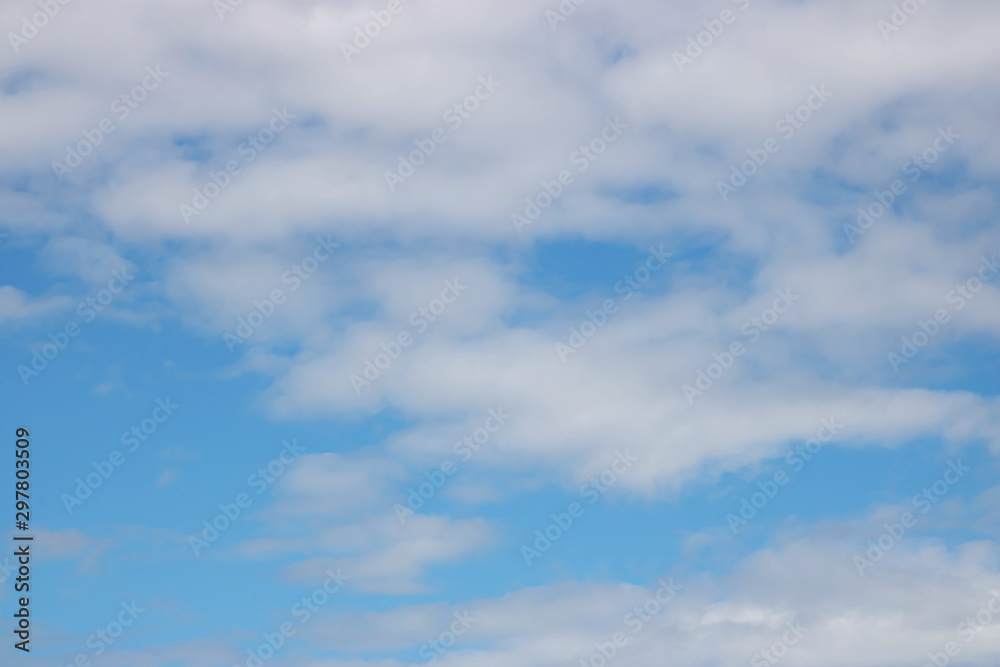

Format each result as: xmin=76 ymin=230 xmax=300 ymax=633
xmin=1 ymin=0 xmax=1000 ymax=666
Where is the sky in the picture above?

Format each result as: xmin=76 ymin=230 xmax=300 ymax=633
xmin=1 ymin=0 xmax=999 ymax=666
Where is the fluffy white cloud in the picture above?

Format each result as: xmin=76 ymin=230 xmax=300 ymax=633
xmin=0 ymin=285 xmax=70 ymax=325
xmin=289 ymin=528 xmax=1000 ymax=666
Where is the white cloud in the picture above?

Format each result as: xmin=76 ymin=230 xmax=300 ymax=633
xmin=0 ymin=285 xmax=70 ymax=325
xmin=292 ymin=531 xmax=1000 ymax=666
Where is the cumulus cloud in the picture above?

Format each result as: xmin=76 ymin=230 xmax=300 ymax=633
xmin=4 ymin=0 xmax=999 ymax=663
xmin=0 ymin=285 xmax=70 ymax=325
